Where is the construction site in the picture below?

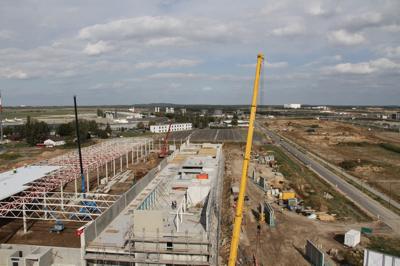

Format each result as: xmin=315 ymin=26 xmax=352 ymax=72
xmin=0 ymin=53 xmax=399 ymax=266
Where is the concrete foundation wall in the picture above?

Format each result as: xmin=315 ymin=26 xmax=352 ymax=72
xmin=84 ymin=158 xmax=168 ymax=246
xmin=0 ymin=244 xmax=81 ymax=266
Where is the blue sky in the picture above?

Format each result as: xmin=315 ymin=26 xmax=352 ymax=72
xmin=0 ymin=0 xmax=399 ymax=106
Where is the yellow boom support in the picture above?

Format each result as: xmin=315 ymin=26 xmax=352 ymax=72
xmin=228 ymin=53 xmax=264 ymax=265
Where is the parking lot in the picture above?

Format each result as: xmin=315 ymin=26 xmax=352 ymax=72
xmin=168 ymin=128 xmax=264 ymax=143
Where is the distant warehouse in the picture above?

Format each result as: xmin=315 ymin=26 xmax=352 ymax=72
xmin=150 ymin=123 xmax=192 ymax=133
xmin=284 ymin=103 xmax=302 ymax=109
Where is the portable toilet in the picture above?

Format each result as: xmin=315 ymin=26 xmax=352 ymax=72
xmin=344 ymin=229 xmax=361 ymax=247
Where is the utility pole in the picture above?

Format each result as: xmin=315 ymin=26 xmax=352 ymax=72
xmin=74 ymin=95 xmax=85 ymax=196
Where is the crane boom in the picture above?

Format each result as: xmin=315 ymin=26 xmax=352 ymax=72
xmin=159 ymin=122 xmax=173 ymax=158
xmin=228 ymin=53 xmax=264 ymax=265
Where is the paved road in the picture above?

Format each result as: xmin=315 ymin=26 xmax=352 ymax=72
xmin=257 ymin=123 xmax=400 ymax=233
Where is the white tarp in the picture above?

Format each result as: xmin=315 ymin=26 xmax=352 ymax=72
xmin=0 ymin=165 xmax=60 ymax=200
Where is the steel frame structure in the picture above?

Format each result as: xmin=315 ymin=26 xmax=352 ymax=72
xmin=0 ymin=192 xmax=119 ymax=222
xmin=0 ymin=138 xmax=154 ymax=228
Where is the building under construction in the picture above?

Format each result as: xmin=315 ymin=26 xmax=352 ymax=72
xmin=0 ymin=136 xmax=224 ymax=265
xmin=0 ymin=137 xmax=155 ymax=265
xmin=83 ymin=141 xmax=224 ymax=265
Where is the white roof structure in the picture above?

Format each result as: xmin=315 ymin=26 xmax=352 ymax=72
xmin=0 ymin=165 xmax=60 ymax=200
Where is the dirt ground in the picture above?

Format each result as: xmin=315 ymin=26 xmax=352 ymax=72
xmin=220 ymin=143 xmax=391 ymax=266
xmin=266 ymin=118 xmax=400 ymax=202
xmin=0 ymin=143 xmax=70 ymax=172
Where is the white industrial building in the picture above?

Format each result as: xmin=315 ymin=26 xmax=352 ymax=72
xmin=150 ymin=123 xmax=192 ymax=133
xmin=284 ymin=103 xmax=302 ymax=109
xmin=166 ymin=107 xmax=175 ymax=114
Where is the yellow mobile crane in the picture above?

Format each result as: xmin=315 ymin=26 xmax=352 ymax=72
xmin=228 ymin=53 xmax=264 ymax=265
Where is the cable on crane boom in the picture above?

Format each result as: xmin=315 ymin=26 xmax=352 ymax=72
xmin=228 ymin=53 xmax=264 ymax=265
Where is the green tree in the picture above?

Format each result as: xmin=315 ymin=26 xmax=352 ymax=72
xmin=24 ymin=116 xmax=50 ymax=145
xmin=231 ymin=113 xmax=238 ymax=126
xmin=97 ymin=109 xmax=104 ymax=117
xmin=105 ymin=123 xmax=112 ymax=135
xmin=57 ymin=123 xmax=73 ymax=137
xmin=137 ymin=122 xmax=145 ymax=129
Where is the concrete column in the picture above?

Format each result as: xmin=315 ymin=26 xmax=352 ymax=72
xmin=44 ymin=193 xmax=47 ymax=220
xmin=126 ymin=152 xmax=129 ymax=167
xmin=23 ymin=202 xmax=27 ymax=234
xmin=136 ymin=146 xmax=139 ymax=163
xmin=86 ymin=169 xmax=90 ymax=193
xmin=74 ymin=177 xmax=78 ymax=195
xmin=131 ymin=148 xmax=134 ymax=164
xmin=113 ymin=159 xmax=116 ymax=177
xmin=96 ymin=164 xmax=99 ymax=187
xmin=60 ymin=181 xmax=64 ymax=210
xmin=105 ymin=162 xmax=108 ymax=182
xmin=120 ymin=156 xmax=123 ymax=172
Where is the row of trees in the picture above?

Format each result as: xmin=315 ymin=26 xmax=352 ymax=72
xmin=170 ymin=114 xmax=216 ymax=128
xmin=57 ymin=120 xmax=112 ymax=141
xmin=4 ymin=116 xmax=112 ymax=146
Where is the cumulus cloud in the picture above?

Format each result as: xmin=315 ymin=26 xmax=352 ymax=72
xmin=147 ymin=72 xmax=202 ymax=79
xmin=78 ymin=16 xmax=237 ymax=46
xmin=327 ymin=29 xmax=365 ymax=45
xmin=134 ymin=59 xmax=201 ymax=69
xmin=307 ymin=4 xmax=327 ymax=16
xmin=0 ymin=68 xmax=30 ymax=79
xmin=202 ymin=86 xmax=213 ymax=91
xmin=0 ymin=30 xmax=14 ymax=40
xmin=272 ymin=23 xmax=305 ymax=36
xmin=325 ymin=58 xmax=400 ymax=74
xmin=238 ymin=61 xmax=288 ymax=68
xmin=344 ymin=12 xmax=383 ymax=31
xmin=384 ymin=46 xmax=400 ymax=58
xmin=83 ymin=41 xmax=113 ymax=56
xmin=382 ymin=24 xmax=400 ymax=32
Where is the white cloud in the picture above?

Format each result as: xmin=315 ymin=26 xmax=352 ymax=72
xmin=327 ymin=29 xmax=365 ymax=45
xmin=147 ymin=72 xmax=202 ymax=79
xmin=0 ymin=68 xmax=30 ymax=79
xmin=134 ymin=59 xmax=201 ymax=69
xmin=202 ymin=86 xmax=213 ymax=91
xmin=146 ymin=72 xmax=251 ymax=81
xmin=238 ymin=61 xmax=288 ymax=68
xmin=272 ymin=23 xmax=305 ymax=36
xmin=0 ymin=30 xmax=14 ymax=40
xmin=382 ymin=24 xmax=400 ymax=32
xmin=78 ymin=16 xmax=237 ymax=46
xmin=266 ymin=61 xmax=288 ymax=68
xmin=384 ymin=46 xmax=400 ymax=58
xmin=307 ymin=4 xmax=327 ymax=16
xmin=325 ymin=58 xmax=400 ymax=74
xmin=83 ymin=41 xmax=113 ymax=56
xmin=344 ymin=12 xmax=383 ymax=31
